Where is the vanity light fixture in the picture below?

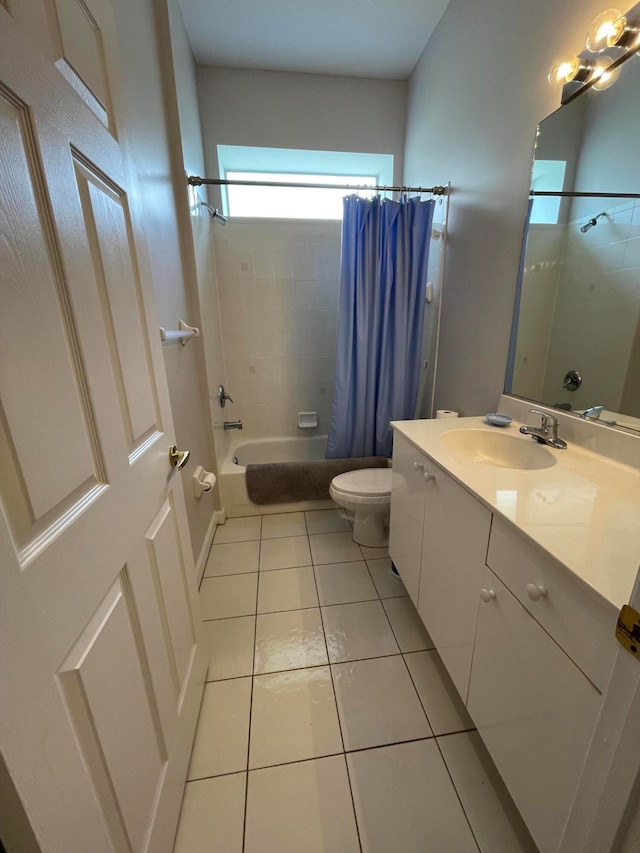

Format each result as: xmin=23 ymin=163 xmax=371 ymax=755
xmin=586 ymin=7 xmax=640 ymax=52
xmin=549 ymin=5 xmax=638 ymax=91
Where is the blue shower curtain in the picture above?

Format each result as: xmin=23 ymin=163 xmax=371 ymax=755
xmin=326 ymin=194 xmax=435 ymax=459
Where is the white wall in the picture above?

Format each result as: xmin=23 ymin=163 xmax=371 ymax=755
xmin=404 ymin=0 xmax=608 ymax=416
xmin=196 ymin=67 xmax=408 ymax=209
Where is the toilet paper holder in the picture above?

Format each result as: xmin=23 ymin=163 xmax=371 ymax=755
xmin=193 ymin=465 xmax=216 ymax=499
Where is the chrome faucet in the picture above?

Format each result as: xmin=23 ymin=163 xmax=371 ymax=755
xmin=223 ymin=420 xmax=243 ymax=430
xmin=519 ymin=408 xmax=567 ymax=450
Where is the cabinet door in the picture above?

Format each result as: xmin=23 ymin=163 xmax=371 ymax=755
xmin=389 ymin=433 xmax=428 ymax=606
xmin=418 ymin=466 xmax=491 ymax=701
xmin=468 ymin=568 xmax=601 ymax=853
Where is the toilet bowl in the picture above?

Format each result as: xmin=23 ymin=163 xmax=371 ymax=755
xmin=329 ymin=467 xmax=393 ymax=548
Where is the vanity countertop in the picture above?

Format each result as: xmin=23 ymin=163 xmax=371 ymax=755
xmin=392 ymin=416 xmax=640 ymax=613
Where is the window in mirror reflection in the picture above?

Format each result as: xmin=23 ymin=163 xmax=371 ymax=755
xmin=530 ymin=160 xmax=567 ymax=224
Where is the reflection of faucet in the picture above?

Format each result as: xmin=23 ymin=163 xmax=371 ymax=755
xmin=519 ymin=408 xmax=567 ymax=450
xmin=580 ymin=405 xmax=617 ymax=426
xmin=580 ymin=405 xmax=604 ymax=420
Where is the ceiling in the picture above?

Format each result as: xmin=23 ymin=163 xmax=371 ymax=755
xmin=176 ymin=0 xmax=451 ymax=80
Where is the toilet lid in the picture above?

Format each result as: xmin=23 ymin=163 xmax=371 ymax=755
xmin=331 ymin=467 xmax=392 ymax=497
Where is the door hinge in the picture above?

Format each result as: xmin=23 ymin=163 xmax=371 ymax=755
xmin=615 ymin=604 xmax=640 ymax=660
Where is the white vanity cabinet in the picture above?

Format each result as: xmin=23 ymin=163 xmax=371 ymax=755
xmin=467 ymin=565 xmax=602 ymax=853
xmin=417 ymin=462 xmax=491 ymax=701
xmin=388 ymin=432 xmax=430 ymax=605
xmin=389 ymin=423 xmax=621 ymax=853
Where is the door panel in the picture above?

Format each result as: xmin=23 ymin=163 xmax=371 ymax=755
xmin=146 ymin=498 xmax=197 ymax=702
xmin=75 ymin=160 xmax=160 ymax=451
xmin=58 ymin=574 xmax=166 ymax=851
xmin=0 ymin=90 xmax=103 ymax=530
xmin=52 ymin=0 xmax=114 ymax=129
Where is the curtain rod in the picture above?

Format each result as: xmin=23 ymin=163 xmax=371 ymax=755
xmin=188 ymin=175 xmax=447 ymax=196
xmin=530 ymin=190 xmax=640 ymax=199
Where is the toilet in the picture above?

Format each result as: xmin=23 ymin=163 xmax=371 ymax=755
xmin=329 ymin=467 xmax=393 ymax=548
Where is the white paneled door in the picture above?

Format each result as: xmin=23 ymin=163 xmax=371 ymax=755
xmin=0 ymin=2 xmax=206 ymax=851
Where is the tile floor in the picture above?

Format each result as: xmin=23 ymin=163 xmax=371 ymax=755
xmin=173 ymin=509 xmax=538 ymax=853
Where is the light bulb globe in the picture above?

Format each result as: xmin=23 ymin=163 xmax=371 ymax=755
xmin=586 ymin=8 xmax=622 ymax=52
xmin=592 ymin=55 xmax=622 ymax=90
xmin=548 ymin=56 xmax=580 ymax=85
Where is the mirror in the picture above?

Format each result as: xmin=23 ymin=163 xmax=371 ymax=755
xmin=506 ymin=51 xmax=640 ymax=432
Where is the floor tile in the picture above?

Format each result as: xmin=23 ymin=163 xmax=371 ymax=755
xmin=382 ymin=597 xmax=435 ymax=653
xmin=200 ymin=574 xmax=258 ymax=620
xmin=438 ymin=731 xmax=538 ymax=852
xmin=245 ymin=756 xmax=360 ymax=853
xmin=305 ymin=508 xmax=352 ymax=535
xmin=261 ymin=511 xmax=307 ymax=539
xmin=359 ymin=544 xmax=389 ymax=560
xmin=203 ymin=540 xmax=260 ymax=577
xmin=309 ymin=531 xmax=362 ymax=565
xmin=213 ymin=515 xmax=261 ymax=544
xmin=187 ymin=679 xmax=251 ymax=780
xmin=249 ymin=666 xmax=342 ymax=768
xmin=254 ymin=608 xmax=328 ymax=673
xmin=314 ymin=561 xmax=378 ymax=606
xmin=257 ymin=565 xmax=318 ymax=614
xmin=367 ymin=558 xmax=407 ymax=598
xmin=322 ymin=600 xmax=400 ymax=663
xmin=332 ymin=656 xmax=432 ymax=751
xmin=347 ymin=739 xmax=479 ymax=853
xmin=260 ymin=535 xmax=312 ymax=571
xmin=173 ymin=773 xmax=246 ymax=853
xmin=405 ymin=650 xmax=474 ymax=735
xmin=202 ymin=615 xmax=255 ymax=681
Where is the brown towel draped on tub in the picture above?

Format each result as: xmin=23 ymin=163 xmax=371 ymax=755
xmin=245 ymin=456 xmax=389 ymax=505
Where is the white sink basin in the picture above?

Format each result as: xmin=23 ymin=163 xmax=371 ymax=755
xmin=440 ymin=429 xmax=557 ymax=470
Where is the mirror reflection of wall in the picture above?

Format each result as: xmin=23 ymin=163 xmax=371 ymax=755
xmin=509 ymin=54 xmax=640 ymax=431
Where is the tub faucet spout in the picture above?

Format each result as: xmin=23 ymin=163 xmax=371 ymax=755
xmin=223 ymin=420 xmax=243 ymax=430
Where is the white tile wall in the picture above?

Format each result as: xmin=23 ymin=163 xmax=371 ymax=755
xmin=513 ymin=201 xmax=640 ymax=412
xmin=213 ymin=220 xmax=342 ymax=438
xmin=543 ymin=200 xmax=640 ymax=410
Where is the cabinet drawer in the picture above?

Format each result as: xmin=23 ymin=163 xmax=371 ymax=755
xmin=487 ymin=515 xmax=617 ymax=691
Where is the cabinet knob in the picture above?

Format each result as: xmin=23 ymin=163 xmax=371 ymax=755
xmin=413 ymin=461 xmax=425 ymax=472
xmin=480 ymin=588 xmax=496 ymax=603
xmin=526 ymin=583 xmax=548 ymax=601
xmin=423 ymin=471 xmax=435 ymax=482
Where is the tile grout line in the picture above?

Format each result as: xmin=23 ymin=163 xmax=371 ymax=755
xmin=241 ymin=514 xmax=262 ymax=853
xmin=432 ymin=733 xmax=483 ymax=853
xmin=186 ymin=732 xmax=462 ymax=782
xmin=312 ymin=550 xmax=364 ymax=853
xmin=200 ymin=593 xmax=409 ymax=622
xmin=397 ymin=642 xmax=483 ymax=851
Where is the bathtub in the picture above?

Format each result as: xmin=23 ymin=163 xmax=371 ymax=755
xmin=219 ymin=435 xmax=336 ymax=517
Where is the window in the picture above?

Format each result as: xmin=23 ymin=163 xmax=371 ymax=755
xmin=217 ymin=146 xmax=394 ymax=220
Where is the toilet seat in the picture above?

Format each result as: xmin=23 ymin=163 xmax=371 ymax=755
xmin=330 ymin=468 xmax=392 ymax=501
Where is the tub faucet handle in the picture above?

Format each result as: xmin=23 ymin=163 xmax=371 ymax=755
xmin=218 ymin=384 xmax=233 ymax=408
